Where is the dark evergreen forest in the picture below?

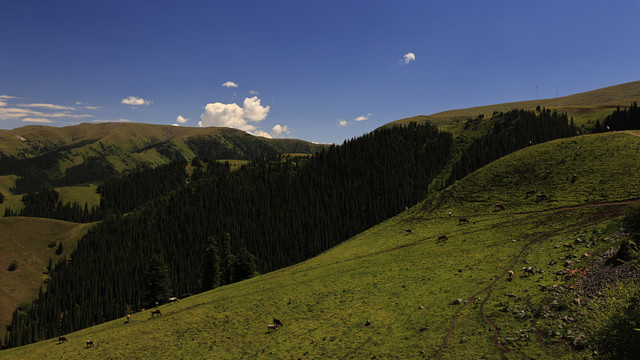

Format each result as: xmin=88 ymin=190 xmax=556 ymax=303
xmin=593 ymin=102 xmax=640 ymax=132
xmin=5 ymin=110 xmax=581 ymax=347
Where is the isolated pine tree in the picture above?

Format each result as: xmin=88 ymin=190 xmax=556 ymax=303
xmin=143 ymin=255 xmax=172 ymax=306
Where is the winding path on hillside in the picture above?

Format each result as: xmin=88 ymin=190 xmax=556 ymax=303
xmin=430 ymin=198 xmax=639 ymax=359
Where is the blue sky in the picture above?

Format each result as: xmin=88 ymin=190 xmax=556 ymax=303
xmin=1 ymin=0 xmax=639 ymax=144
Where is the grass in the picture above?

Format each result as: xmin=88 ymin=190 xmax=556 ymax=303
xmin=387 ymin=80 xmax=640 ymax=132
xmin=0 ymin=217 xmax=96 ymax=343
xmin=56 ymin=184 xmax=100 ymax=208
xmin=2 ymin=131 xmax=639 ymax=358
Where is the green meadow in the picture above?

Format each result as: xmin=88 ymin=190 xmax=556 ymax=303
xmin=2 ymin=131 xmax=639 ymax=359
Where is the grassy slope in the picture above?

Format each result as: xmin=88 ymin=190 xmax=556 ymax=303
xmin=0 ymin=218 xmax=96 ymax=342
xmin=3 ymin=131 xmax=640 ymax=359
xmin=389 ymin=80 xmax=640 ymax=129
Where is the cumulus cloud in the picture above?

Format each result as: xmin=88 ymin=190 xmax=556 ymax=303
xmin=199 ymin=96 xmax=271 ymax=131
xmin=176 ymin=115 xmax=189 ymax=124
xmin=251 ymin=130 xmax=272 ymax=138
xmin=403 ymin=52 xmax=416 ymax=64
xmin=270 ymin=124 xmax=290 ymax=137
xmin=222 ymin=81 xmax=239 ymax=88
xmin=121 ymin=96 xmax=152 ymax=106
xmin=337 ymin=119 xmax=348 ymax=127
xmin=355 ymin=113 xmax=371 ymax=121
xmin=22 ymin=117 xmax=53 ymax=123
xmin=242 ymin=96 xmax=270 ymax=121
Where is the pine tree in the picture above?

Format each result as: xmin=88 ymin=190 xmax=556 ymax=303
xmin=201 ymin=236 xmax=221 ymax=291
xmin=143 ymin=255 xmax=172 ymax=306
xmin=55 ymin=242 xmax=63 ymax=255
xmin=233 ymin=247 xmax=258 ymax=281
xmin=221 ymin=233 xmax=235 ymax=284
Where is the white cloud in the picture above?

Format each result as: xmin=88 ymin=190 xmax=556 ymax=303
xmin=0 ymin=101 xmax=6 ymax=107
xmin=171 ymin=123 xmax=180 ymax=127
xmin=249 ymin=89 xmax=259 ymax=95
xmin=355 ymin=113 xmax=371 ymax=121
xmin=22 ymin=117 xmax=53 ymax=123
xmin=242 ymin=96 xmax=270 ymax=121
xmin=270 ymin=124 xmax=290 ymax=137
xmin=199 ymin=101 xmax=250 ymax=130
xmin=176 ymin=115 xmax=189 ymax=124
xmin=199 ymin=96 xmax=271 ymax=133
xmin=251 ymin=130 xmax=272 ymax=138
xmin=121 ymin=96 xmax=152 ymax=106
xmin=92 ymin=118 xmax=130 ymax=123
xmin=17 ymin=103 xmax=76 ymax=110
xmin=0 ymin=95 xmax=16 ymax=100
xmin=84 ymin=106 xmax=100 ymax=110
xmin=403 ymin=52 xmax=416 ymax=64
xmin=222 ymin=81 xmax=239 ymax=88
xmin=337 ymin=119 xmax=348 ymax=127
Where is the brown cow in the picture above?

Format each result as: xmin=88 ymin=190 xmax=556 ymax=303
xmin=86 ymin=340 xmax=94 ymax=348
xmin=405 ymin=229 xmax=412 ymax=235
xmin=458 ymin=217 xmax=470 ymax=224
xmin=58 ymin=336 xmax=68 ymax=343
xmin=437 ymin=234 xmax=448 ymax=241
xmin=267 ymin=324 xmax=278 ymax=331
xmin=151 ymin=309 xmax=162 ymax=317
xmin=507 ymin=270 xmax=514 ymax=281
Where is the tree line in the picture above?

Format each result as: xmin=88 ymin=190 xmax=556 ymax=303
xmin=3 ymin=187 xmax=102 ymax=223
xmin=593 ymin=102 xmax=640 ymax=132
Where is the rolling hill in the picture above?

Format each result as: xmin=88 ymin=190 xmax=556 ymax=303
xmin=3 ymin=131 xmax=639 ymax=359
xmin=0 ymin=217 xmax=95 ymax=343
xmin=389 ymin=80 xmax=640 ymax=131
xmin=0 ymin=122 xmax=326 ymax=194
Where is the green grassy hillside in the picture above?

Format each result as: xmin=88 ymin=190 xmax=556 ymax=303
xmin=0 ymin=122 xmax=327 ymax=194
xmin=389 ymin=80 xmax=640 ymax=130
xmin=0 ymin=217 xmax=95 ymax=343
xmin=3 ymin=131 xmax=639 ymax=359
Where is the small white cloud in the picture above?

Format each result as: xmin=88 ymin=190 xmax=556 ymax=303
xmin=222 ymin=81 xmax=239 ymax=88
xmin=22 ymin=117 xmax=53 ymax=123
xmin=354 ymin=113 xmax=371 ymax=122
xmin=121 ymin=96 xmax=152 ymax=106
xmin=270 ymin=124 xmax=290 ymax=137
xmin=85 ymin=106 xmax=100 ymax=110
xmin=171 ymin=123 xmax=180 ymax=127
xmin=92 ymin=118 xmax=130 ymax=123
xmin=403 ymin=52 xmax=416 ymax=64
xmin=251 ymin=130 xmax=272 ymax=138
xmin=337 ymin=119 xmax=348 ymax=127
xmin=176 ymin=115 xmax=189 ymax=124
xmin=249 ymin=89 xmax=259 ymax=95
xmin=17 ymin=103 xmax=75 ymax=110
xmin=0 ymin=95 xmax=16 ymax=100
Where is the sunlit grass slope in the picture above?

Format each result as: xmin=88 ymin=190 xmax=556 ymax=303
xmin=3 ymin=132 xmax=640 ymax=359
xmin=0 ymin=218 xmax=95 ymax=342
xmin=389 ymin=80 xmax=640 ymax=129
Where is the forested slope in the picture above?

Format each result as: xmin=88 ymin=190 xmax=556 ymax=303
xmin=6 ymin=109 xmax=579 ymax=347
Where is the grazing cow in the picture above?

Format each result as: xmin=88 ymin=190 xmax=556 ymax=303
xmin=168 ymin=297 xmax=179 ymax=303
xmin=58 ymin=336 xmax=68 ymax=343
xmin=563 ymin=242 xmax=574 ymax=249
xmin=507 ymin=270 xmax=514 ymax=281
xmin=273 ymin=318 xmax=283 ymax=327
xmin=494 ymin=204 xmax=505 ymax=211
xmin=405 ymin=229 xmax=412 ymax=235
xmin=522 ymin=266 xmax=536 ymax=276
xmin=437 ymin=234 xmax=448 ymax=241
xmin=86 ymin=340 xmax=94 ymax=348
xmin=151 ymin=309 xmax=162 ymax=317
xmin=126 ymin=314 xmax=131 ymax=322
xmin=267 ymin=324 xmax=278 ymax=331
xmin=458 ymin=217 xmax=470 ymax=224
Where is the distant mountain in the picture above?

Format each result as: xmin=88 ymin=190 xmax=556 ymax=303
xmin=388 ymin=80 xmax=640 ymax=128
xmin=0 ymin=122 xmax=326 ymax=193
